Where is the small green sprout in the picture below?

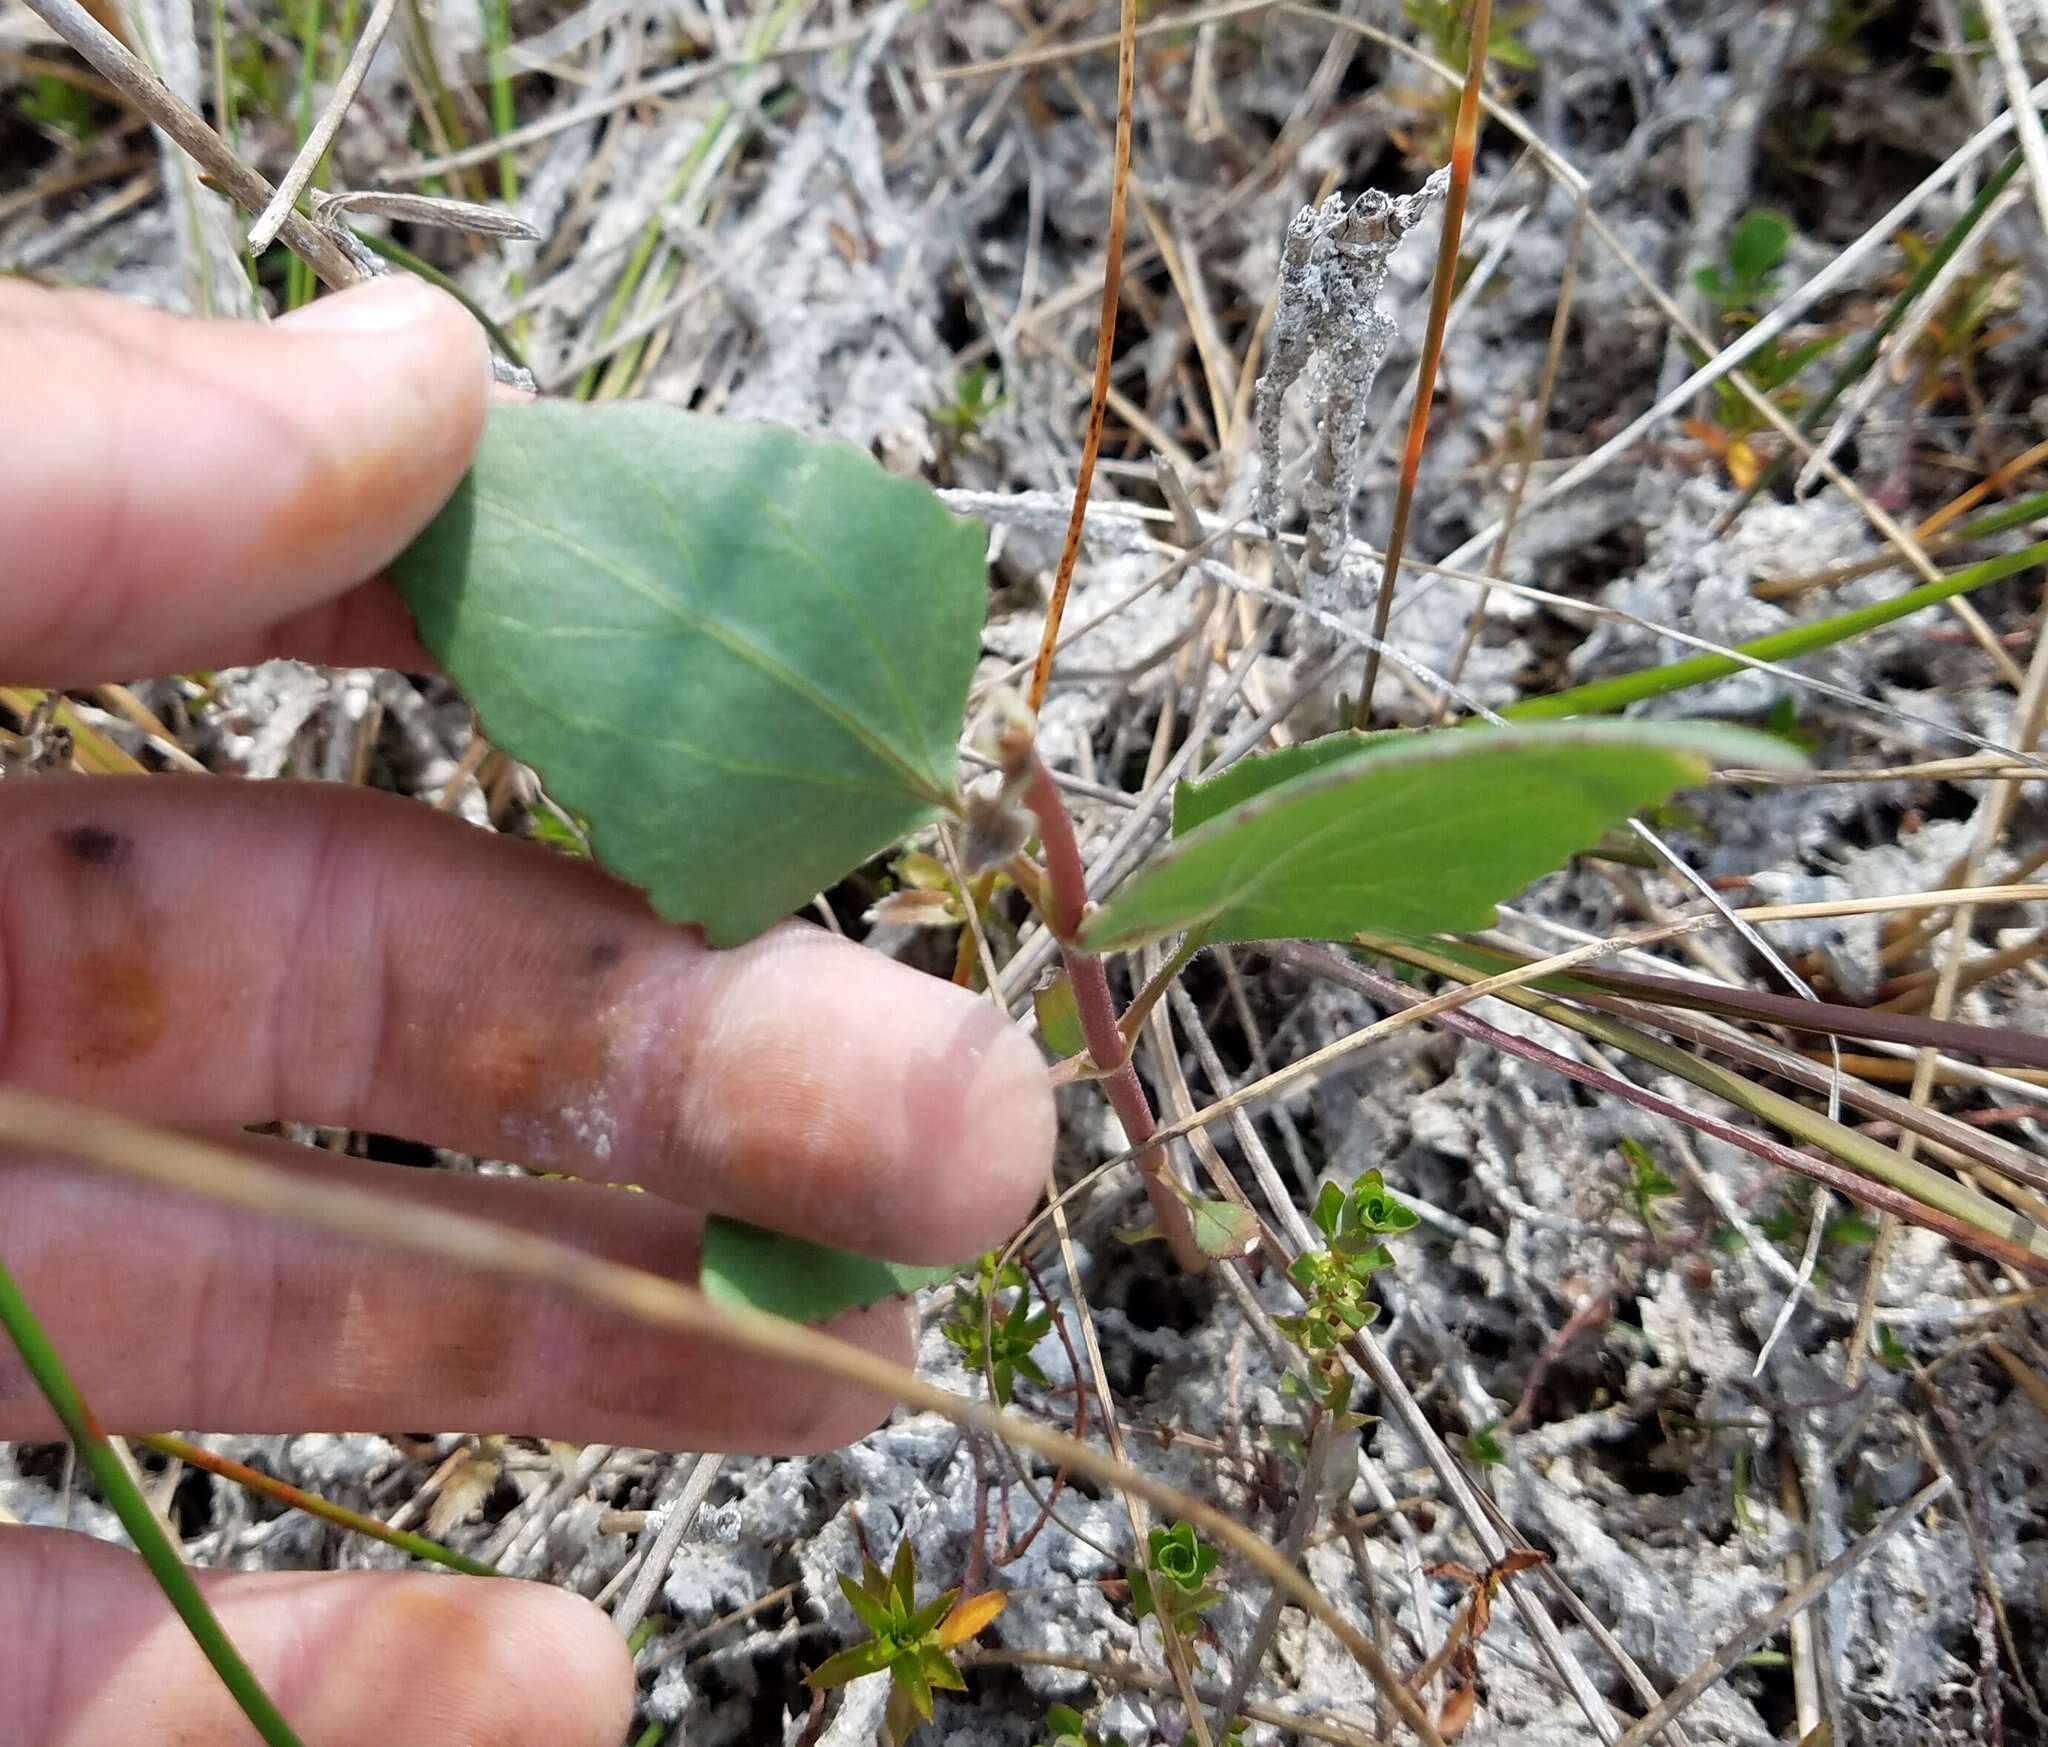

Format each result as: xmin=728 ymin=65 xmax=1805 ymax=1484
xmin=18 ymin=74 xmax=102 ymax=142
xmin=1464 ymin=1424 xmax=1507 ymax=1469
xmin=941 ymin=1253 xmax=1052 ymax=1406
xmin=1694 ymin=209 xmax=1793 ymax=323
xmin=1619 ymin=1138 xmax=1680 ymax=1235
xmin=1386 ymin=0 xmax=1540 ymax=162
xmin=932 ymin=364 xmax=1007 ymax=439
xmin=1041 ymin=1704 xmax=1126 ymax=1747
xmin=1875 ymin=1323 xmax=1912 ymax=1373
xmin=806 ymin=1539 xmax=1004 ymax=1724
xmin=1682 ymin=209 xmax=1843 ymax=485
xmin=1127 ymin=1521 xmax=1224 ymax=1637
xmin=1273 ymin=1172 xmax=1417 ymax=1354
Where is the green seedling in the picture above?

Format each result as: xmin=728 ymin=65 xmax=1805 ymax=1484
xmin=1127 ymin=1521 xmax=1224 ymax=1639
xmin=1040 ymin=1704 xmax=1126 ymax=1747
xmin=1463 ymin=1424 xmax=1507 ymax=1469
xmin=806 ymin=1539 xmax=1004 ymax=1730
xmin=1272 ymin=1172 xmax=1417 ymax=1361
xmin=1619 ymin=1138 xmax=1680 ymax=1236
xmin=1388 ymin=0 xmax=1539 ymax=163
xmin=933 ymin=363 xmax=1007 ymax=440
xmin=1683 ymin=210 xmax=1841 ymax=487
xmin=1694 ymin=209 xmax=1793 ymax=324
xmin=941 ymin=1253 xmax=1053 ymax=1406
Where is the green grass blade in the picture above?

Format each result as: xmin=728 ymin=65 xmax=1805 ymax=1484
xmin=0 ymin=1254 xmax=307 ymax=1747
xmin=1505 ymin=537 xmax=2048 ymax=721
xmin=1360 ymin=939 xmax=2048 ymax=1263
xmin=1726 ymin=138 xmax=2028 ymax=515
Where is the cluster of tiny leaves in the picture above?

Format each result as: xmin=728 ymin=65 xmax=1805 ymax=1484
xmin=805 ymin=1540 xmax=1001 ymax=1721
xmin=1127 ymin=1521 xmax=1224 ymax=1637
xmin=1274 ymin=1172 xmax=1419 ymax=1399
xmin=941 ymin=1253 xmax=1053 ymax=1406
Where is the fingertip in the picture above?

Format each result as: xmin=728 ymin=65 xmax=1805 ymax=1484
xmin=263 ymin=277 xmax=492 ymax=577
xmin=659 ymin=929 xmax=1053 ymax=1265
xmin=482 ymin=1582 xmax=639 ymax=1747
xmin=900 ymin=984 xmax=1057 ymax=1260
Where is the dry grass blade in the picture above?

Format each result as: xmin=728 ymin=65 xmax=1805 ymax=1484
xmin=0 ymin=1086 xmax=1447 ymax=1747
xmin=21 ymin=0 xmax=360 ymax=287
xmin=247 ymin=0 xmax=403 ymax=255
xmin=1612 ymin=1477 xmax=1950 ymax=1747
xmin=1354 ymin=0 xmax=1490 ymax=726
xmin=1025 ymin=0 xmax=1135 ymax=714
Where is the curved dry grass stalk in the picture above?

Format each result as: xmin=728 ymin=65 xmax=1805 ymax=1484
xmin=0 ymin=1084 xmax=1447 ymax=1747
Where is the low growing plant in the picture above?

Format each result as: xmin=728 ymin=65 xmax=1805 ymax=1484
xmin=381 ymin=397 xmax=1801 ymax=1320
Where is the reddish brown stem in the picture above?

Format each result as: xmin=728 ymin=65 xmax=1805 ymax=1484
xmin=1009 ymin=734 xmax=1207 ymax=1273
xmin=1354 ymin=0 xmax=1492 ymax=726
xmin=1025 ymin=0 xmax=1137 ymax=714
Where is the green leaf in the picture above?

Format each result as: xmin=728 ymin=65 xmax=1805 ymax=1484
xmin=1080 ymin=723 xmax=1800 ymax=954
xmin=1033 ymin=969 xmax=1087 ymax=1059
xmin=388 ymin=400 xmax=988 ymax=948
xmin=839 ymin=1572 xmax=897 ymax=1640
xmin=699 ymin=1217 xmax=962 ymax=1322
xmin=891 ymin=1651 xmax=935 ymax=1719
xmin=808 ymin=1640 xmax=896 ymax=1688
xmin=890 ymin=1540 xmax=921 ymax=1614
xmin=1171 ymin=730 xmax=1417 ymax=835
xmin=1729 ymin=209 xmax=1791 ymax=286
xmin=1186 ymin=1194 xmax=1260 ymax=1259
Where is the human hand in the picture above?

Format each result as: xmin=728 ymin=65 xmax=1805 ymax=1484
xmin=0 ymin=276 xmax=1054 ymax=1746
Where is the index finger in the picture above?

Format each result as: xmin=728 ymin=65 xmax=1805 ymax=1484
xmin=0 ymin=276 xmax=489 ymax=686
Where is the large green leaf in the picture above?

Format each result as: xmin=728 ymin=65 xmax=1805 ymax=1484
xmin=699 ymin=1217 xmax=959 ymax=1323
xmin=389 ymin=401 xmax=988 ymax=947
xmin=1079 ymin=722 xmax=1802 ymax=953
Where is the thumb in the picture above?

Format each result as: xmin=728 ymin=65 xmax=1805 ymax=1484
xmin=0 ymin=275 xmax=489 ymax=686
xmin=2 ymin=1524 xmax=635 ymax=1746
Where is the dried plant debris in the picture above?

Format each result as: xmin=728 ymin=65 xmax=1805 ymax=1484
xmin=1256 ymin=169 xmax=1448 ymax=611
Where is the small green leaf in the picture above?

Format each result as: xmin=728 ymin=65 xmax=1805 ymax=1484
xmin=808 ymin=1640 xmax=896 ymax=1688
xmin=839 ymin=1572 xmax=896 ymax=1640
xmin=1729 ymin=208 xmax=1792 ymax=287
xmin=891 ymin=1652 xmax=935 ymax=1719
xmin=389 ymin=400 xmax=988 ymax=948
xmin=1186 ymin=1195 xmax=1260 ymax=1259
xmin=890 ymin=1541 xmax=921 ymax=1614
xmin=700 ymin=1217 xmax=962 ymax=1322
xmin=1033 ymin=970 xmax=1087 ymax=1059
xmin=1082 ymin=723 xmax=1801 ymax=954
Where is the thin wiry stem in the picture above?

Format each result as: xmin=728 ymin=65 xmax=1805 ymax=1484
xmin=1025 ymin=0 xmax=1136 ymax=713
xmin=0 ymin=1256 xmax=307 ymax=1747
xmin=137 ymin=1435 xmax=499 ymax=1578
xmin=0 ymin=1083 xmax=1450 ymax=1744
xmin=1354 ymin=0 xmax=1491 ymax=725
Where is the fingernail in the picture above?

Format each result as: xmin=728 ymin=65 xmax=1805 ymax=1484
xmin=280 ymin=275 xmax=444 ymax=336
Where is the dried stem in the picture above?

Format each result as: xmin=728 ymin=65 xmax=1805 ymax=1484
xmin=247 ymin=0 xmax=403 ymax=255
xmin=137 ymin=1434 xmax=498 ymax=1578
xmin=1208 ymin=1413 xmax=1336 ymax=1737
xmin=1355 ymin=0 xmax=1492 ymax=725
xmin=1025 ymin=0 xmax=1136 ymax=712
xmin=22 ymin=0 xmax=361 ymax=287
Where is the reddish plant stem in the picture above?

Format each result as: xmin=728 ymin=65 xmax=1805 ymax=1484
xmin=1008 ymin=733 xmax=1207 ymax=1273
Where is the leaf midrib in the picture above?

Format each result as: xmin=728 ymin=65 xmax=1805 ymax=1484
xmin=475 ymin=486 xmax=950 ymax=807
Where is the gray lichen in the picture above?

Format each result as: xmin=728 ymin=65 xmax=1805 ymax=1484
xmin=1254 ymin=169 xmax=1449 ymax=607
